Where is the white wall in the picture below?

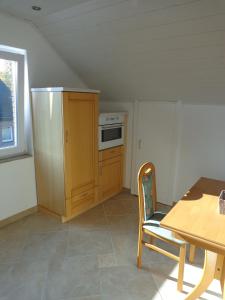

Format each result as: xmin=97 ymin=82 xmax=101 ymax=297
xmin=131 ymin=101 xmax=225 ymax=205
xmin=133 ymin=101 xmax=177 ymax=204
xmin=0 ymin=157 xmax=36 ymax=220
xmin=0 ymin=12 xmax=86 ymax=88
xmin=100 ymin=101 xmax=134 ymax=189
xmin=0 ymin=12 xmax=87 ymax=220
xmin=175 ymin=103 xmax=225 ymax=200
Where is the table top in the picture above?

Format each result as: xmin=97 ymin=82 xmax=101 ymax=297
xmin=161 ymin=177 xmax=225 ymax=253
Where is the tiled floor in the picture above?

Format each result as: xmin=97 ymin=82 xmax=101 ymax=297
xmin=0 ymin=190 xmax=222 ymax=300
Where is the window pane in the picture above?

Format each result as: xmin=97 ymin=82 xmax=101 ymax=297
xmin=0 ymin=58 xmax=17 ymax=149
xmin=2 ymin=126 xmax=13 ymax=142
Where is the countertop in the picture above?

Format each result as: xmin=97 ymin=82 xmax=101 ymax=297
xmin=31 ymin=87 xmax=100 ymax=93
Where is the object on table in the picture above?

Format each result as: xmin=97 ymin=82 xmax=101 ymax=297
xmin=219 ymin=190 xmax=225 ymax=214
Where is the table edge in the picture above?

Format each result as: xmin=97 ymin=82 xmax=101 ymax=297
xmin=161 ymin=223 xmax=225 ymax=254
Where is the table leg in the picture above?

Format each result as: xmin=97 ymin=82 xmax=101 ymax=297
xmin=189 ymin=244 xmax=196 ymax=264
xmin=222 ymin=279 xmax=225 ymax=300
xmin=218 ymin=258 xmax=225 ymax=299
xmin=221 ymin=272 xmax=225 ymax=300
xmin=185 ymin=250 xmax=217 ymax=300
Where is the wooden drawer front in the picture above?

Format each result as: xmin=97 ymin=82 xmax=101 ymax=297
xmin=99 ymin=146 xmax=123 ymax=161
xmin=99 ymin=156 xmax=123 ymax=201
xmin=71 ymin=182 xmax=95 ymax=198
xmin=71 ymin=188 xmax=95 ymax=209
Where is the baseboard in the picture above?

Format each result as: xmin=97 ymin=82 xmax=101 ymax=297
xmin=122 ymin=187 xmax=130 ymax=192
xmin=0 ymin=206 xmax=38 ymax=228
xmin=158 ymin=201 xmax=172 ymax=208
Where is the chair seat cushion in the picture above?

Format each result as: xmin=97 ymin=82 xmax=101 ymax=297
xmin=145 ymin=211 xmax=166 ymax=225
xmin=143 ymin=222 xmax=186 ymax=245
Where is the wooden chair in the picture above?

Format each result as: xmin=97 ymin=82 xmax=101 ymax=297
xmin=137 ymin=162 xmax=195 ymax=292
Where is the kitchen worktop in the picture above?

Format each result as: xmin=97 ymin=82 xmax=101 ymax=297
xmin=31 ymin=87 xmax=100 ymax=93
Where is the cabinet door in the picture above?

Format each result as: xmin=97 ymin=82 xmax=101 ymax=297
xmin=63 ymin=92 xmax=98 ymax=200
xmin=99 ymin=156 xmax=123 ymax=201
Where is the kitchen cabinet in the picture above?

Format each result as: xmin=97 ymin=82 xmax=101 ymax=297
xmin=98 ymin=146 xmax=123 ymax=201
xmin=31 ymin=87 xmax=99 ymax=222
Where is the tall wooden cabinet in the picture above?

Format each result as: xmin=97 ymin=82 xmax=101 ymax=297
xmin=31 ymin=88 xmax=99 ymax=222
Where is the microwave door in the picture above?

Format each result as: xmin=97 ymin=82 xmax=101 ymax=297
xmin=99 ymin=125 xmax=124 ymax=150
xmin=102 ymin=126 xmax=122 ymax=143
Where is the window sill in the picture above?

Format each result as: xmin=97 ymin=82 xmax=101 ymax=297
xmin=0 ymin=153 xmax=32 ymax=164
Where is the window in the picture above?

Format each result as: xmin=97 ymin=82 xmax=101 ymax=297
xmin=0 ymin=45 xmax=27 ymax=158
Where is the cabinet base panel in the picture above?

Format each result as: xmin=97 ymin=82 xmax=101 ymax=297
xmin=62 ymin=199 xmax=102 ymax=223
xmin=38 ymin=188 xmax=125 ymax=223
xmin=38 ymin=205 xmax=62 ymax=221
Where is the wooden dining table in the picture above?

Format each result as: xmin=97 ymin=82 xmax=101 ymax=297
xmin=161 ymin=177 xmax=225 ymax=300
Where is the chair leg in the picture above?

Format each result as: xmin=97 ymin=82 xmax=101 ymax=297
xmin=189 ymin=244 xmax=196 ymax=264
xmin=177 ymin=244 xmax=186 ymax=292
xmin=137 ymin=227 xmax=143 ymax=268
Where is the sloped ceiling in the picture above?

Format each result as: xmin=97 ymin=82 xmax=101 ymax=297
xmin=1 ymin=0 xmax=225 ymax=102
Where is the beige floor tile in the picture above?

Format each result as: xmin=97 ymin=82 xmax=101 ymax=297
xmin=22 ymin=230 xmax=68 ymax=262
xmin=0 ymin=232 xmax=28 ymax=264
xmin=68 ymin=205 xmax=109 ymax=232
xmin=0 ymin=191 xmax=221 ymax=300
xmin=103 ymin=191 xmax=138 ymax=216
xmin=0 ymin=263 xmax=15 ymax=298
xmin=100 ymin=265 xmax=160 ymax=299
xmin=97 ymin=253 xmax=118 ymax=268
xmin=66 ymin=229 xmax=113 ymax=257
xmin=106 ymin=213 xmax=139 ymax=235
xmin=45 ymin=255 xmax=101 ymax=300
xmin=0 ymin=258 xmax=48 ymax=300
xmin=151 ymin=261 xmax=222 ymax=300
xmin=111 ymin=231 xmax=137 ymax=266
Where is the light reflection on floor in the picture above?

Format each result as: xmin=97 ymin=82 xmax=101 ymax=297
xmin=153 ymin=262 xmax=221 ymax=300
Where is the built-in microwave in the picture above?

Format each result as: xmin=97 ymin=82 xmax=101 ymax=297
xmin=99 ymin=113 xmax=125 ymax=150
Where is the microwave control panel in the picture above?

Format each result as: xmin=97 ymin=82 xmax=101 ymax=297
xmin=99 ymin=112 xmax=125 ymax=126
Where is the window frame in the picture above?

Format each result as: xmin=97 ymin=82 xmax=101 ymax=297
xmin=0 ymin=47 xmax=26 ymax=159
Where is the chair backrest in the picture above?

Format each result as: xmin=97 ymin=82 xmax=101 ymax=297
xmin=137 ymin=162 xmax=157 ymax=223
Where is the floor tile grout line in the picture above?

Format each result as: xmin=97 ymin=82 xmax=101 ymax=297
xmin=102 ymin=201 xmax=120 ymax=268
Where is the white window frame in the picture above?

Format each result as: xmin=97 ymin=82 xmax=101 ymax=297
xmin=0 ymin=45 xmax=27 ymax=159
